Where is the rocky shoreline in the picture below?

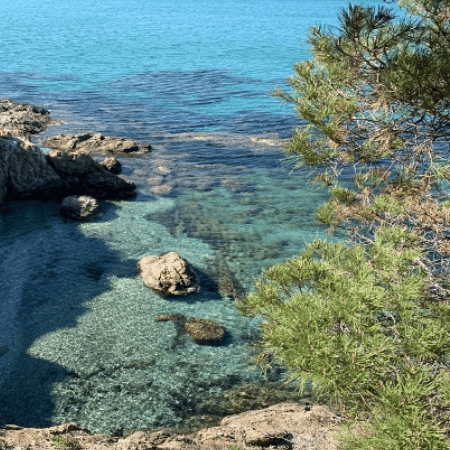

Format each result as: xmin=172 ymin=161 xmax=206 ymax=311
xmin=0 ymin=99 xmax=140 ymax=210
xmin=0 ymin=97 xmax=358 ymax=450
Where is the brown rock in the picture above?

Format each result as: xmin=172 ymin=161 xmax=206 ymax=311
xmin=137 ymin=252 xmax=199 ymax=296
xmin=46 ymin=150 xmax=136 ymax=199
xmin=183 ymin=403 xmax=344 ymax=450
xmin=101 ymin=156 xmax=122 ymax=174
xmin=0 ymin=403 xmax=350 ymax=450
xmin=184 ymin=317 xmax=226 ymax=345
xmin=60 ymin=195 xmax=102 ymax=221
xmin=41 ymin=132 xmax=152 ymax=156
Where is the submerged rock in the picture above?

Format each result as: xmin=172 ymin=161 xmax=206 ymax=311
xmin=154 ymin=314 xmax=227 ymax=346
xmin=184 ymin=317 xmax=227 ymax=345
xmin=46 ymin=150 xmax=136 ymax=199
xmin=138 ymin=251 xmax=199 ymax=296
xmin=42 ymin=132 xmax=152 ymax=156
xmin=60 ymin=195 xmax=102 ymax=221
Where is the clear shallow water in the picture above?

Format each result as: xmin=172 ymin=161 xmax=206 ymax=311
xmin=0 ymin=0 xmax=385 ymax=435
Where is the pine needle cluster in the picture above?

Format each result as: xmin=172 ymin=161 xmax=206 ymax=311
xmin=236 ymin=1 xmax=450 ymax=448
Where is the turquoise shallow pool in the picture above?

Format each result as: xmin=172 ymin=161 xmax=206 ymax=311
xmin=0 ymin=0 xmax=385 ymax=435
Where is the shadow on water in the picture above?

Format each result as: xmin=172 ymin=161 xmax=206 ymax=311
xmin=0 ymin=199 xmax=135 ymax=428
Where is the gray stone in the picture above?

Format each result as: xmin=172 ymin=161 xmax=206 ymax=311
xmin=0 ymin=136 xmax=64 ymax=204
xmin=46 ymin=150 xmax=136 ymax=199
xmin=184 ymin=317 xmax=227 ymax=345
xmin=60 ymin=195 xmax=102 ymax=221
xmin=42 ymin=132 xmax=152 ymax=156
xmin=137 ymin=251 xmax=199 ymax=295
xmin=0 ymin=98 xmax=60 ymax=138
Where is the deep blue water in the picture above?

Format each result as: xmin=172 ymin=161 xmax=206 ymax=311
xmin=0 ymin=0 xmax=385 ymax=436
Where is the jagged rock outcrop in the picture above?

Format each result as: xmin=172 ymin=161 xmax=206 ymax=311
xmin=42 ymin=132 xmax=152 ymax=156
xmin=59 ymin=196 xmax=102 ymax=221
xmin=0 ymin=98 xmax=60 ymax=138
xmin=138 ymin=252 xmax=199 ymax=295
xmin=0 ymin=403 xmax=346 ymax=450
xmin=0 ymin=136 xmax=64 ymax=204
xmin=100 ymin=156 xmax=122 ymax=174
xmin=46 ymin=150 xmax=136 ymax=199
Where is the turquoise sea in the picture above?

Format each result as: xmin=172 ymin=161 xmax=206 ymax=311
xmin=0 ymin=0 xmax=385 ymax=436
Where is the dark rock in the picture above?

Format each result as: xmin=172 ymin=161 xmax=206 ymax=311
xmin=41 ymin=132 xmax=152 ymax=156
xmin=0 ymin=98 xmax=62 ymax=139
xmin=59 ymin=195 xmax=102 ymax=221
xmin=137 ymin=251 xmax=199 ymax=295
xmin=0 ymin=136 xmax=64 ymax=204
xmin=100 ymin=156 xmax=122 ymax=174
xmin=153 ymin=314 xmax=227 ymax=346
xmin=46 ymin=150 xmax=136 ymax=199
xmin=184 ymin=318 xmax=227 ymax=345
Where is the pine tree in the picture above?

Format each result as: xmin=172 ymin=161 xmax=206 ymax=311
xmin=236 ymin=1 xmax=450 ymax=448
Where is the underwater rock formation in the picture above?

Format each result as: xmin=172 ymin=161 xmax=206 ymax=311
xmin=42 ymin=132 xmax=152 ymax=156
xmin=155 ymin=314 xmax=227 ymax=346
xmin=184 ymin=317 xmax=227 ymax=345
xmin=59 ymin=195 xmax=102 ymax=221
xmin=138 ymin=252 xmax=199 ymax=295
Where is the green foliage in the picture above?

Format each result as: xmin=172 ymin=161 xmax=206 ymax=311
xmin=236 ymin=226 xmax=450 ymax=448
xmin=274 ymin=0 xmax=450 ymax=191
xmin=237 ymin=1 xmax=450 ymax=448
xmin=330 ymin=186 xmax=356 ymax=204
xmin=371 ymin=194 xmax=403 ymax=215
xmin=316 ymin=202 xmax=338 ymax=225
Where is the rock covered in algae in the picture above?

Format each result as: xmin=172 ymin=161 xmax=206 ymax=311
xmin=184 ymin=317 xmax=226 ymax=345
xmin=154 ymin=314 xmax=226 ymax=346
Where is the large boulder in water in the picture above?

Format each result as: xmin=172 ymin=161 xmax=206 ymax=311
xmin=46 ymin=150 xmax=136 ymax=199
xmin=0 ymin=136 xmax=64 ymax=204
xmin=138 ymin=251 xmax=200 ymax=295
xmin=42 ymin=132 xmax=152 ymax=156
xmin=59 ymin=195 xmax=102 ymax=221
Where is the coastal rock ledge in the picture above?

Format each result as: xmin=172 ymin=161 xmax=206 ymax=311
xmin=0 ymin=137 xmax=136 ymax=205
xmin=42 ymin=132 xmax=152 ymax=156
xmin=0 ymin=403 xmax=345 ymax=450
